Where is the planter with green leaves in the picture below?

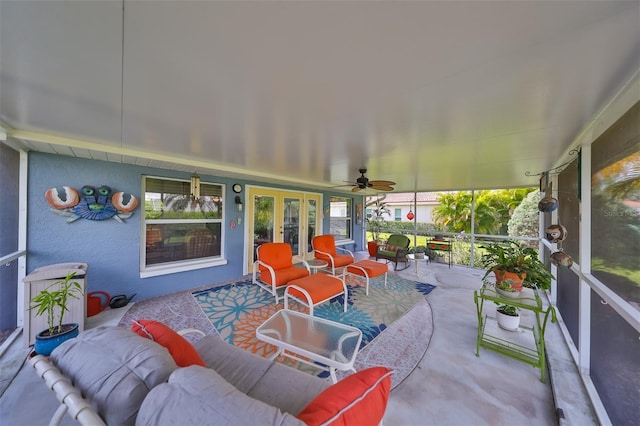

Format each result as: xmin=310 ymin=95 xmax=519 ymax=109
xmin=409 ymin=245 xmax=428 ymax=259
xmin=480 ymin=240 xmax=553 ymax=291
xmin=365 ymin=197 xmax=390 ymax=256
xmin=29 ymin=271 xmax=84 ymax=356
xmin=496 ymin=304 xmax=520 ymax=331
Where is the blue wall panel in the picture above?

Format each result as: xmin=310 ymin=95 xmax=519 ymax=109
xmin=27 ymin=152 xmax=363 ymax=301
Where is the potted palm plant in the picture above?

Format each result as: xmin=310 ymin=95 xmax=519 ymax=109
xmin=29 ymin=271 xmax=84 ymax=356
xmin=479 ymin=240 xmax=553 ymax=291
xmin=365 ymin=197 xmax=390 ymax=256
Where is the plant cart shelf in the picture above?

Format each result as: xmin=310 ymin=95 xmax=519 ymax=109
xmin=474 ymin=283 xmax=556 ymax=383
xmin=427 ymin=239 xmax=452 ymax=268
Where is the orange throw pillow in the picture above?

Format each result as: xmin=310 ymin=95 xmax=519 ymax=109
xmin=131 ymin=319 xmax=205 ymax=367
xmin=296 ymin=367 xmax=393 ymax=426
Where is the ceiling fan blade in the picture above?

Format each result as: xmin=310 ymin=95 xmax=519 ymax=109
xmin=369 ymin=184 xmax=394 ymax=191
xmin=351 ymin=186 xmax=362 ymax=192
xmin=368 ymin=180 xmax=396 ymax=186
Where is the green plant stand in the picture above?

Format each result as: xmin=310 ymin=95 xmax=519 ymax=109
xmin=474 ymin=282 xmax=556 ymax=383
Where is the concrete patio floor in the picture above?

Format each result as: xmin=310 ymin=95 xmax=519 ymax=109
xmin=0 ymin=255 xmax=598 ymax=425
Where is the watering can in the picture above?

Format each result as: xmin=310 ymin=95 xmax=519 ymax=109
xmin=87 ymin=291 xmax=111 ymax=317
xmin=110 ymin=293 xmax=136 ymax=309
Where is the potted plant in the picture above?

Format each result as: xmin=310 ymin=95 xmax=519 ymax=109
xmin=29 ymin=271 xmax=84 ymax=356
xmin=494 ymin=277 xmax=521 ymax=298
xmin=409 ymin=245 xmax=428 ymax=259
xmin=496 ymin=304 xmax=520 ymax=331
xmin=479 ymin=240 xmax=553 ymax=291
xmin=365 ymin=197 xmax=390 ymax=256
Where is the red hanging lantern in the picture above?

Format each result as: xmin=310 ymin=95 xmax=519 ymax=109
xmin=406 ymin=210 xmax=415 ymax=221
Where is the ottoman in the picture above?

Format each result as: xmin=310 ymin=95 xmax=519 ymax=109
xmin=284 ymin=274 xmax=348 ymax=316
xmin=343 ymin=260 xmax=389 ymax=295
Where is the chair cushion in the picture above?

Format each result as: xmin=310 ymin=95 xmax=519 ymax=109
xmin=386 ymin=234 xmax=410 ymax=248
xmin=332 ymin=253 xmax=355 ymax=267
xmin=137 ymin=365 xmax=304 ymax=426
xmin=384 ymin=244 xmax=403 ymax=253
xmin=51 ymin=326 xmax=177 ymax=426
xmin=263 ymin=265 xmax=310 ymax=286
xmin=345 ymin=260 xmax=388 ymax=278
xmin=296 ymin=367 xmax=393 ymax=426
xmin=193 ymin=336 xmax=330 ymax=415
xmin=131 ymin=319 xmax=205 ymax=367
xmin=258 ymin=242 xmax=294 ymax=272
xmin=287 ymin=274 xmax=344 ymax=303
xmin=312 ymin=235 xmax=338 ymax=256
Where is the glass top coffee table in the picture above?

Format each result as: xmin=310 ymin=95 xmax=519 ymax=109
xmin=256 ymin=309 xmax=362 ymax=383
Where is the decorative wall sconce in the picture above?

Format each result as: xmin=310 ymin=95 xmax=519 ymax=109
xmin=235 ymin=195 xmax=243 ymax=212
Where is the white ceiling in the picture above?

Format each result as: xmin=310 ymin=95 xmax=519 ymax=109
xmin=1 ymin=1 xmax=639 ymax=193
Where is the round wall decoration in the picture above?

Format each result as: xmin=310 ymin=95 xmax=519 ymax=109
xmin=232 ymin=184 xmax=242 ymax=193
xmin=545 ymin=224 xmax=568 ymax=243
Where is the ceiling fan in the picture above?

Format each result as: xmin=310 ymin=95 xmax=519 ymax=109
xmin=344 ymin=168 xmax=396 ymax=192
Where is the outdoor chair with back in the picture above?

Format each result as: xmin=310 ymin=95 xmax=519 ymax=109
xmin=253 ymin=242 xmax=311 ymax=303
xmin=311 ymin=235 xmax=355 ymax=275
xmin=376 ymin=234 xmax=411 ymax=271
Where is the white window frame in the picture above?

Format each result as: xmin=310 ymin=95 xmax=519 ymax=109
xmin=329 ymin=196 xmax=352 ymax=243
xmin=140 ymin=176 xmax=227 ymax=278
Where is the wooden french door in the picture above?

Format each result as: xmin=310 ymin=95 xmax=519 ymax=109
xmin=247 ymin=187 xmax=321 ymax=273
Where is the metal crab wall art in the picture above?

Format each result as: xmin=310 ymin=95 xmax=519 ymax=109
xmin=45 ymin=185 xmax=139 ymax=223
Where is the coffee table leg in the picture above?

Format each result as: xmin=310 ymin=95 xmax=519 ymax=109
xmin=330 ymin=367 xmax=338 ymax=383
xmin=268 ymin=347 xmax=283 ymax=361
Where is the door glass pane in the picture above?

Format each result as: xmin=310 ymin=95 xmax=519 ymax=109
xmin=307 ymin=199 xmax=317 ymax=253
xmin=283 ymin=198 xmax=301 ymax=256
xmin=253 ymin=195 xmax=275 ymax=255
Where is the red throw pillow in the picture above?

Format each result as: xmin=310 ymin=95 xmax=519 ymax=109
xmin=131 ymin=319 xmax=205 ymax=367
xmin=296 ymin=367 xmax=393 ymax=426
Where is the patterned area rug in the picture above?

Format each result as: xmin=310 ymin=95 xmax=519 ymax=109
xmin=193 ymin=273 xmax=435 ymax=388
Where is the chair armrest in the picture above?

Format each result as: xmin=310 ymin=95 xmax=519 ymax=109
xmin=335 ymin=247 xmax=355 ymax=259
xmin=396 ymin=247 xmax=409 ymax=259
xmin=177 ymin=328 xmax=206 ymax=337
xmin=313 ymin=249 xmax=335 ymax=267
xmin=293 ymin=256 xmax=311 ymax=272
xmin=254 ymin=259 xmax=277 ymax=284
xmin=30 ymin=355 xmax=106 ymax=426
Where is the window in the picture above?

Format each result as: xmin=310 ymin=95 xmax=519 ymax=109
xmin=394 ymin=208 xmax=401 ymax=221
xmin=143 ymin=177 xmax=224 ymax=272
xmin=329 ymin=197 xmax=352 ymax=240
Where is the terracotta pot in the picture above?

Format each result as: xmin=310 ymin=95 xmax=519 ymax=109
xmin=493 ymin=270 xmax=526 ymax=291
xmin=367 ymin=241 xmax=379 ymax=257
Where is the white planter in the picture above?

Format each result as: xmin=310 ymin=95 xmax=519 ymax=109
xmin=496 ymin=310 xmax=520 ymax=331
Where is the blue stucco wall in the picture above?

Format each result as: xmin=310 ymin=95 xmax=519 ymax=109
xmin=27 ymin=152 xmax=364 ymax=300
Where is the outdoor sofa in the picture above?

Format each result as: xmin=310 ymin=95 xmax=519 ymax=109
xmin=29 ymin=323 xmax=392 ymax=425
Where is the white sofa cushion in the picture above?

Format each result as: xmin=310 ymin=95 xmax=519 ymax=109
xmin=136 ymin=365 xmax=304 ymax=426
xmin=51 ymin=326 xmax=177 ymax=426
